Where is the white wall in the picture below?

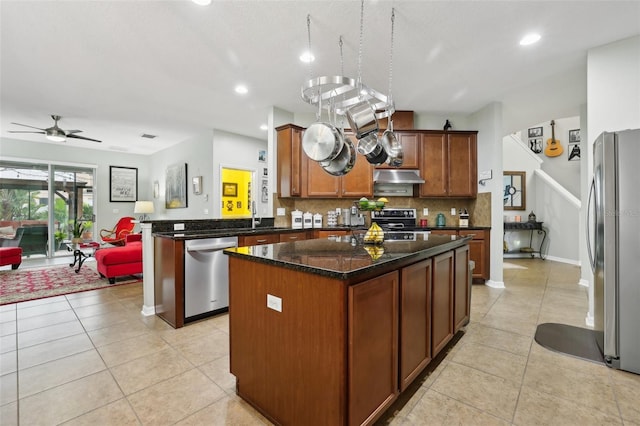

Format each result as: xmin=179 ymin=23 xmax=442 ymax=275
xmin=527 ymin=117 xmax=581 ymax=197
xmin=0 ymin=136 xmax=149 ymax=235
xmin=149 ymin=131 xmax=213 ymax=220
xmin=469 ymin=103 xmax=504 ymax=287
xmin=503 ymin=135 xmax=542 ymax=222
xmin=584 ymin=35 xmax=640 ymax=324
xmin=212 ymin=129 xmax=268 ymax=217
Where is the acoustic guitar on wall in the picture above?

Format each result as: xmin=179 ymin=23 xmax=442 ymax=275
xmin=544 ymin=120 xmax=564 ymax=157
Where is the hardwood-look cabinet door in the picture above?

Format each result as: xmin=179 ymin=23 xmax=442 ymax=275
xmin=239 ymin=233 xmax=280 ymax=247
xmin=314 ymin=230 xmax=350 ymax=239
xmin=279 ymin=232 xmax=308 ymax=242
xmin=448 ymin=133 xmax=477 ymax=197
xmin=306 ymin=156 xmax=341 ymax=197
xmin=349 ymin=271 xmax=399 ymax=426
xmin=431 ymin=250 xmax=454 ymax=356
xmin=276 ymin=124 xmax=304 ymax=197
xmin=419 ymin=133 xmax=447 ymax=197
xmin=399 ymin=259 xmax=432 ymax=392
xmin=453 ymin=245 xmax=470 ymax=332
xmin=459 ymin=229 xmax=489 ymax=281
xmin=375 ymin=132 xmax=420 ymax=170
xmin=342 ymin=151 xmax=374 ymax=197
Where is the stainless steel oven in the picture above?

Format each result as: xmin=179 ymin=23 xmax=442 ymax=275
xmin=371 ymin=208 xmax=417 ymax=230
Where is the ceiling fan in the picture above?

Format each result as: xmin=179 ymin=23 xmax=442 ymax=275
xmin=8 ymin=115 xmax=102 ymax=143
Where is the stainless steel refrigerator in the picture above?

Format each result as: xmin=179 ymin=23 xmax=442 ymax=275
xmin=589 ymin=129 xmax=640 ymax=374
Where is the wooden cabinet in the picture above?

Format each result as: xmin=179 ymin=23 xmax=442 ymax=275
xmin=306 ymin=134 xmax=373 ymax=198
xmin=314 ymin=229 xmax=350 ymax=239
xmin=279 ymin=231 xmax=309 ymax=242
xmin=276 ymin=124 xmax=304 ymax=198
xmin=278 ymin=125 xmax=373 ymax=198
xmin=375 ymin=131 xmax=420 ymax=170
xmin=419 ymin=131 xmax=477 ymax=198
xmin=238 ymin=233 xmax=280 ymax=246
xmin=349 ymin=271 xmax=399 ymax=426
xmin=399 ymin=259 xmax=432 ymax=392
xmin=431 ymin=250 xmax=454 ymax=356
xmin=453 ymin=245 xmax=470 ymax=332
xmin=459 ymin=229 xmax=490 ymax=282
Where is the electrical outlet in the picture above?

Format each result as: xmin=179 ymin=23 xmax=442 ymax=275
xmin=112 ymin=209 xmax=119 ymax=213
xmin=451 ymin=208 xmax=456 ymax=215
xmin=173 ymin=223 xmax=185 ymax=231
xmin=267 ymin=294 xmax=282 ymax=312
xmin=204 ymin=209 xmax=209 ymax=215
xmin=423 ymin=208 xmax=429 ymax=216
xmin=277 ymin=207 xmax=286 ymax=216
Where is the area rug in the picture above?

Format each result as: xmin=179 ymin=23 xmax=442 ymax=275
xmin=0 ymin=264 xmax=141 ymax=305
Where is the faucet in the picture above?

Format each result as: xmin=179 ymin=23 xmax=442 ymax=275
xmin=251 ymin=201 xmax=262 ymax=229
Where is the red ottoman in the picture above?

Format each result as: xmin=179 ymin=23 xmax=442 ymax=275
xmin=95 ymin=241 xmax=142 ymax=284
xmin=0 ymin=247 xmax=22 ymax=270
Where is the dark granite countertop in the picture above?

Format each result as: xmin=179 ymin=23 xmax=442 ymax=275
xmin=224 ymin=233 xmax=472 ymax=280
xmin=153 ymin=226 xmax=366 ymax=240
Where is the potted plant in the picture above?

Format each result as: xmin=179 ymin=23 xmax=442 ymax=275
xmin=81 ymin=221 xmax=93 ymax=240
xmin=70 ymin=219 xmax=85 ymax=244
xmin=54 ymin=230 xmax=66 ymax=250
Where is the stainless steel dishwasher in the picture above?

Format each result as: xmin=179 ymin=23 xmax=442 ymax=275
xmin=184 ymin=236 xmax=238 ymax=321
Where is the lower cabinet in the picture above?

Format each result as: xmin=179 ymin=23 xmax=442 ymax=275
xmin=238 ymin=233 xmax=280 ymax=246
xmin=399 ymin=259 xmax=432 ymax=391
xmin=431 ymin=229 xmax=490 ymax=282
xmin=279 ymin=231 xmax=309 ymax=242
xmin=453 ymin=245 xmax=470 ymax=332
xmin=431 ymin=250 xmax=454 ymax=356
xmin=349 ymin=271 xmax=399 ymax=426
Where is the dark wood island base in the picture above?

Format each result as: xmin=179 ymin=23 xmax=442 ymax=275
xmin=226 ymin=235 xmax=471 ymax=426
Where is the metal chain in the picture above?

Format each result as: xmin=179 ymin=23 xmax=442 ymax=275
xmin=388 ymin=8 xmax=395 ymax=104
xmin=357 ymin=0 xmax=364 ymax=88
xmin=339 ymin=36 xmax=345 ymax=76
xmin=306 ymin=14 xmax=313 ymax=83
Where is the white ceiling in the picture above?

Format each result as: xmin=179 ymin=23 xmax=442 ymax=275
xmin=1 ymin=1 xmax=639 ymax=155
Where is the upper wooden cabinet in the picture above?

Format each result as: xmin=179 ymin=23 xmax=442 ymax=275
xmin=277 ymin=124 xmax=304 ymax=198
xmin=419 ymin=131 xmax=477 ymax=198
xmin=375 ymin=132 xmax=420 ymax=170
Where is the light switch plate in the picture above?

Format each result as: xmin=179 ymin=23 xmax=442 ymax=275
xmin=423 ymin=208 xmax=429 ymax=216
xmin=451 ymin=208 xmax=456 ymax=215
xmin=479 ymin=169 xmax=493 ymax=180
xmin=174 ymin=223 xmax=185 ymax=231
xmin=277 ymin=207 xmax=286 ymax=216
xmin=267 ymin=294 xmax=282 ymax=312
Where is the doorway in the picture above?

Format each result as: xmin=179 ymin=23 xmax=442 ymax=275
xmin=0 ymin=159 xmax=96 ymax=258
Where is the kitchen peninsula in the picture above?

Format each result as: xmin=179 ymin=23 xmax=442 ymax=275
xmin=225 ymin=233 xmax=472 ymax=426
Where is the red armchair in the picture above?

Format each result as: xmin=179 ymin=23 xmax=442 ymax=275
xmin=100 ymin=217 xmax=135 ymax=246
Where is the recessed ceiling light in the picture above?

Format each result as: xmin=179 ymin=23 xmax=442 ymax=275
xmin=260 ymin=124 xmax=268 ymax=131
xmin=191 ymin=0 xmax=211 ymax=5
xmin=299 ymin=51 xmax=315 ymax=63
xmin=235 ymin=85 xmax=248 ymax=95
xmin=520 ymin=33 xmax=541 ymax=46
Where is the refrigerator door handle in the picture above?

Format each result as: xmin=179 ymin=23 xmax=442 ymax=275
xmin=586 ymin=178 xmax=596 ymax=273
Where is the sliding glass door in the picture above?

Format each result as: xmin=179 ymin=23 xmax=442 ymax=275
xmin=0 ymin=159 xmax=96 ymax=259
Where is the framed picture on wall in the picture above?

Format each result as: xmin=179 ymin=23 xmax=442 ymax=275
xmin=223 ymin=182 xmax=238 ymax=197
xmin=165 ymin=163 xmax=188 ymax=209
xmin=528 ymin=127 xmax=543 ymax=138
xmin=569 ymin=129 xmax=581 ymax=143
xmin=109 ymin=166 xmax=137 ymax=202
xmin=261 ymin=179 xmax=268 ymax=203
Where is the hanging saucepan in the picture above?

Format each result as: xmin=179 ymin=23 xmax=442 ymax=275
xmin=346 ymin=100 xmax=379 ymax=139
xmin=357 ymin=133 xmax=388 ymax=166
xmin=380 ymin=120 xmax=404 ymax=167
xmin=302 ymin=122 xmax=344 ymax=162
xmin=321 ymin=131 xmax=357 ymax=176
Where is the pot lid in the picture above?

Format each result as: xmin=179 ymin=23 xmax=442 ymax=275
xmin=373 ymin=169 xmax=425 ymax=184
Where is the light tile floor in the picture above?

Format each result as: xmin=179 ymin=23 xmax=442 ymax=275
xmin=1 ymin=258 xmax=639 ymax=425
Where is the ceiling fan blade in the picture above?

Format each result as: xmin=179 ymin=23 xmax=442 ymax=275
xmin=8 ymin=130 xmax=46 ymax=134
xmin=67 ymin=133 xmax=102 ymax=143
xmin=65 ymin=130 xmax=83 ymax=134
xmin=10 ymin=122 xmax=46 ymax=131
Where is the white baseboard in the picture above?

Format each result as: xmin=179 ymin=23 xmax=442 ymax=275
xmin=585 ymin=312 xmax=594 ymax=327
xmin=141 ymin=305 xmax=155 ymax=316
xmin=543 ymin=255 xmax=581 ymax=266
xmin=485 ymin=280 xmax=505 ymax=289
xmin=578 ymin=278 xmax=589 ymax=287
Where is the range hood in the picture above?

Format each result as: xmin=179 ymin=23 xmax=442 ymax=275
xmin=373 ymin=169 xmax=425 ymax=184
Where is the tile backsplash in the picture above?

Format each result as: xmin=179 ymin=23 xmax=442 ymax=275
xmin=273 ymin=192 xmax=491 ymax=228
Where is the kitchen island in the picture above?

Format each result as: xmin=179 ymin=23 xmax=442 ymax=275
xmin=224 ymin=233 xmax=472 ymax=426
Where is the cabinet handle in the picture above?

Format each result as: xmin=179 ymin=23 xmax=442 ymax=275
xmin=257 ymin=239 xmax=267 ymax=243
xmin=289 ymin=236 xmax=298 ymax=240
